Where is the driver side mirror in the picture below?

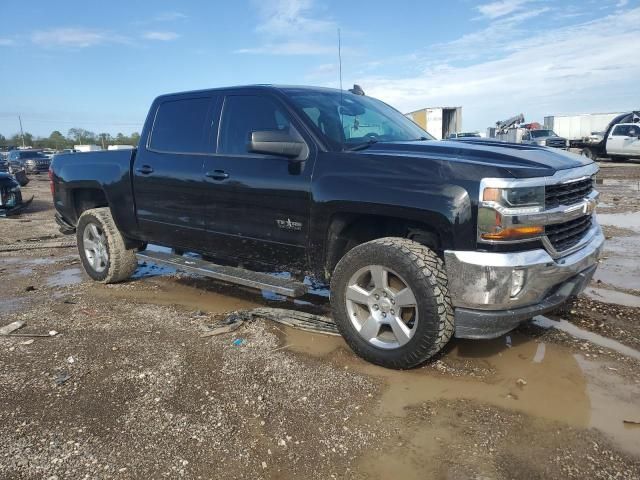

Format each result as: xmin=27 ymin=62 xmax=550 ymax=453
xmin=248 ymin=130 xmax=308 ymax=161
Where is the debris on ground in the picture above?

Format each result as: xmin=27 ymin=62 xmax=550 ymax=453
xmin=200 ymin=308 xmax=340 ymax=338
xmin=0 ymin=320 xmax=25 ymax=335
xmin=54 ymin=371 xmax=71 ymax=386
xmin=250 ymin=307 xmax=340 ymax=335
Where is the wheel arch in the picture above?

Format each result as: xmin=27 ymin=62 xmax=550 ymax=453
xmin=323 ymin=210 xmax=453 ymax=279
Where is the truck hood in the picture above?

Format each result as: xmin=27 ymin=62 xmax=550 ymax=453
xmin=360 ymin=139 xmax=591 ymax=178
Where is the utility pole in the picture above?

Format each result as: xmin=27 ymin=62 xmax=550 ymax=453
xmin=18 ymin=115 xmax=25 ymax=148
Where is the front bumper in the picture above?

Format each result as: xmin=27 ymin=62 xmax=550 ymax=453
xmin=444 ymin=223 xmax=604 ymax=339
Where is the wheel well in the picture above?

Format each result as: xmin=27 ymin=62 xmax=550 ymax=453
xmin=325 ymin=214 xmax=442 ymax=277
xmin=72 ymin=188 xmax=108 ymax=222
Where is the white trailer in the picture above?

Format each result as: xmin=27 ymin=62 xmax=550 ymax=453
xmin=74 ymin=144 xmax=103 ymax=152
xmin=405 ymin=107 xmax=462 ymax=140
xmin=107 ymin=145 xmax=135 ymax=150
xmin=543 ymin=113 xmax=624 ymax=145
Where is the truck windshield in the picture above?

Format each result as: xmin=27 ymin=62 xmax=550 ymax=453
xmin=530 ymin=130 xmax=557 ymax=138
xmin=285 ymin=90 xmax=434 ymax=150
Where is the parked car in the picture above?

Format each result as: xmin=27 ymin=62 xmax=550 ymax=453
xmin=0 ymin=153 xmax=9 ymax=173
xmin=51 ymin=85 xmax=603 ymax=369
xmin=0 ymin=172 xmax=30 ymax=216
xmin=447 ymin=132 xmax=481 ymax=139
xmin=521 ymin=129 xmax=568 ymax=149
xmin=8 ymin=149 xmax=51 ymax=174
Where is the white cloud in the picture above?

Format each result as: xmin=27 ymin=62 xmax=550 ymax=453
xmin=0 ymin=38 xmax=15 ymax=46
xmin=356 ymin=7 xmax=640 ymax=131
xmin=255 ymin=0 xmax=334 ymax=36
xmin=143 ymin=31 xmax=180 ymax=41
xmin=477 ymin=0 xmax=531 ymax=19
xmin=31 ymin=28 xmax=119 ymax=48
xmin=237 ymin=0 xmax=334 ymax=55
xmin=152 ymin=12 xmax=188 ymax=22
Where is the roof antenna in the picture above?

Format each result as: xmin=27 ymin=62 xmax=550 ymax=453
xmin=338 ymin=27 xmax=343 ymax=92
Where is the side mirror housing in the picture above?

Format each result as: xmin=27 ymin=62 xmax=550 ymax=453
xmin=248 ymin=130 xmax=307 ymax=161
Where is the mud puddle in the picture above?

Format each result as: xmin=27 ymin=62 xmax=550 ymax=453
xmin=533 ymin=315 xmax=640 ymax=360
xmin=584 ymin=286 xmax=640 ymax=308
xmin=89 ymin=276 xmax=262 ymax=313
xmin=598 ymin=212 xmax=640 ymax=232
xmin=46 ymin=267 xmax=83 ymax=287
xmin=592 ymin=232 xmax=640 ymax=291
xmin=280 ymin=325 xmax=640 ymax=460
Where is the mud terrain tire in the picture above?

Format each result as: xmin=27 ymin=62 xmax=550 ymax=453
xmin=77 ymin=207 xmax=138 ymax=283
xmin=330 ymin=237 xmax=454 ymax=369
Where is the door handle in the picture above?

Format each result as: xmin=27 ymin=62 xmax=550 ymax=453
xmin=136 ymin=165 xmax=154 ymax=175
xmin=206 ymin=170 xmax=229 ymax=181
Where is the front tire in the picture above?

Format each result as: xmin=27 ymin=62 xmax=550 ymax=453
xmin=330 ymin=237 xmax=454 ymax=369
xmin=76 ymin=207 xmax=138 ymax=283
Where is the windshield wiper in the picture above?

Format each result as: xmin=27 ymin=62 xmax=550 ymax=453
xmin=344 ymin=139 xmax=379 ymax=151
xmin=409 ymin=136 xmax=430 ymax=141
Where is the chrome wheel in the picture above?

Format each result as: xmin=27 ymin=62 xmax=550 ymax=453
xmin=345 ymin=265 xmax=418 ymax=349
xmin=83 ymin=222 xmax=109 ymax=273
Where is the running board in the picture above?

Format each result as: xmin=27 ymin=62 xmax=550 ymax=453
xmin=136 ymin=250 xmax=308 ymax=298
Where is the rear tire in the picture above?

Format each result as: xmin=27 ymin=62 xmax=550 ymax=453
xmin=330 ymin=237 xmax=454 ymax=369
xmin=581 ymin=148 xmax=596 ymax=160
xmin=76 ymin=207 xmax=138 ymax=283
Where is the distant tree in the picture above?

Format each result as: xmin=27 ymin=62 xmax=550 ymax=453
xmin=0 ymin=133 xmax=6 ymax=146
xmin=9 ymin=132 xmax=33 ymax=147
xmin=115 ymin=133 xmax=126 ymax=145
xmin=97 ymin=132 xmax=112 ymax=149
xmin=130 ymin=132 xmax=140 ymax=146
xmin=48 ymin=130 xmax=68 ymax=150
xmin=68 ymin=128 xmax=96 ymax=145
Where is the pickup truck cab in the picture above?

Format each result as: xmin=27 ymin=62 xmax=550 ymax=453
xmin=51 ymin=85 xmax=604 ymax=369
xmin=581 ymin=112 xmax=640 ymax=161
xmin=605 ymin=123 xmax=640 ymax=158
xmin=521 ymin=129 xmax=568 ymax=149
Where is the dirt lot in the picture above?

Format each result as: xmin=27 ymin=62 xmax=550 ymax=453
xmin=1 ymin=165 xmax=640 ymax=479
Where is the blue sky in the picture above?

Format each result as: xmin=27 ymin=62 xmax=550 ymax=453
xmin=0 ymin=0 xmax=638 ymax=137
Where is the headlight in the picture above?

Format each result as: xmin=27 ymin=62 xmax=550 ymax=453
xmin=535 ymin=140 xmax=546 ymax=146
xmin=478 ymin=186 xmax=545 ymax=241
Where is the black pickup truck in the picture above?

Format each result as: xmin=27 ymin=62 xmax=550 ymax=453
xmin=50 ymin=85 xmax=603 ymax=369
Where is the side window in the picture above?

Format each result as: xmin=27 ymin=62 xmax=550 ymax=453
xmin=149 ymin=97 xmax=212 ymax=153
xmin=612 ymin=125 xmax=629 ymax=137
xmin=218 ymin=95 xmax=291 ymax=155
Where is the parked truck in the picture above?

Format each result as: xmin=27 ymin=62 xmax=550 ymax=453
xmin=492 ymin=115 xmax=568 ymax=149
xmin=405 ymin=106 xmax=462 ymax=140
xmin=577 ymin=111 xmax=640 ymax=161
xmin=544 ymin=112 xmax=626 ymax=148
xmin=50 ymin=85 xmax=603 ymax=369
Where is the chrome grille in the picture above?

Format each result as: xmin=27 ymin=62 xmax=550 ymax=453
xmin=545 ymin=177 xmax=593 ymax=208
xmin=545 ymin=215 xmax=592 ymax=252
xmin=546 ymin=139 xmax=567 ymax=148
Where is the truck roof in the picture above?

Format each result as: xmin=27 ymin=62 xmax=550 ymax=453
xmin=153 ymin=84 xmax=345 ymax=101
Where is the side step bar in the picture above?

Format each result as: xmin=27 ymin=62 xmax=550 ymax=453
xmin=136 ymin=250 xmax=308 ymax=298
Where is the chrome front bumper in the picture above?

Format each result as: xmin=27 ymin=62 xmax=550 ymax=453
xmin=444 ymin=223 xmax=604 ymax=339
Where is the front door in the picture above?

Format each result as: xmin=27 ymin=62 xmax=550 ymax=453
xmin=607 ymin=124 xmax=629 ymax=155
xmin=621 ymin=124 xmax=640 ymax=157
xmin=201 ymin=93 xmax=314 ymax=271
xmin=133 ymin=94 xmax=218 ymax=250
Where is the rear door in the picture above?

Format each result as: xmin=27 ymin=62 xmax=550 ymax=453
xmin=201 ymin=93 xmax=315 ymax=270
xmin=607 ymin=124 xmax=629 ymax=155
xmin=133 ymin=94 xmax=219 ymax=250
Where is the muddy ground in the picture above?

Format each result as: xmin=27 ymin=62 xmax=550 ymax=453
xmin=1 ymin=164 xmax=640 ymax=479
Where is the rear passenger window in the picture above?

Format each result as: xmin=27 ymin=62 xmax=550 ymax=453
xmin=150 ymin=97 xmax=212 ymax=153
xmin=218 ymin=95 xmax=291 ymax=155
